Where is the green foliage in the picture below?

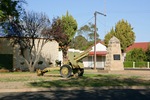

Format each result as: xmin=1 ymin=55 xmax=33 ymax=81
xmin=61 ymin=11 xmax=77 ymax=43
xmin=0 ymin=10 xmax=4 ymax=18
xmin=78 ymin=22 xmax=99 ymax=41
xmin=104 ymin=19 xmax=135 ymax=52
xmin=69 ymin=35 xmax=88 ymax=50
xmin=104 ymin=28 xmax=114 ymax=47
xmin=0 ymin=0 xmax=26 ymax=22
xmin=125 ymin=48 xmax=146 ymax=62
xmin=60 ymin=12 xmax=78 ymax=59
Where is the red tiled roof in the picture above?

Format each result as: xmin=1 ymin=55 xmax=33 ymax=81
xmin=89 ymin=51 xmax=107 ymax=56
xmin=126 ymin=42 xmax=150 ymax=52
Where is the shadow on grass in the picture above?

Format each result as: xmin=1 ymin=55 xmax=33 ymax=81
xmin=29 ymin=74 xmax=150 ymax=88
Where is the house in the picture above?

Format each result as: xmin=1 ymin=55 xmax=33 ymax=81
xmin=126 ymin=42 xmax=150 ymax=52
xmin=0 ymin=37 xmax=60 ymax=70
xmin=83 ymin=41 xmax=107 ymax=68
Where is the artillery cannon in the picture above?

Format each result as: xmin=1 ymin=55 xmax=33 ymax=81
xmin=37 ymin=48 xmax=91 ymax=78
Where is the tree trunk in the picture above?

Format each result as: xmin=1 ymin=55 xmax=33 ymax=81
xmin=29 ymin=65 xmax=35 ymax=72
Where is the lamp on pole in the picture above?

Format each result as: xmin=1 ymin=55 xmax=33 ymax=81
xmin=94 ymin=11 xmax=106 ymax=70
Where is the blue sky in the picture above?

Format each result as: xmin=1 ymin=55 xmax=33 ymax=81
xmin=25 ymin=0 xmax=150 ymax=42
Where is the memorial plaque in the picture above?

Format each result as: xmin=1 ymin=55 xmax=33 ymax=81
xmin=113 ymin=54 xmax=120 ymax=60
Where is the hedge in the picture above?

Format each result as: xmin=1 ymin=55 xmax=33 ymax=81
xmin=124 ymin=61 xmax=148 ymax=68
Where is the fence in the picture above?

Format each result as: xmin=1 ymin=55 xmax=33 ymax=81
xmin=124 ymin=61 xmax=150 ymax=68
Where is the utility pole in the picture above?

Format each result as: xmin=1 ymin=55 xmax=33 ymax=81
xmin=94 ymin=11 xmax=106 ymax=70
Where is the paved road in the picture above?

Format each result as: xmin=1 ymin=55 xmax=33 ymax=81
xmin=0 ymin=88 xmax=150 ymax=100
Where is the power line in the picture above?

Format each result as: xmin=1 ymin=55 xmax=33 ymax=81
xmin=107 ymin=10 xmax=150 ymax=14
xmin=78 ymin=16 xmax=94 ymax=28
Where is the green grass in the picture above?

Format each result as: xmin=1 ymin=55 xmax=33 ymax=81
xmin=1 ymin=71 xmax=150 ymax=88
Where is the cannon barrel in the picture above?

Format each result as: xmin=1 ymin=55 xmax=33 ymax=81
xmin=74 ymin=48 xmax=91 ymax=61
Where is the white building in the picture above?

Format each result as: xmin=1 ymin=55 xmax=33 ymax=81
xmin=83 ymin=42 xmax=107 ymax=68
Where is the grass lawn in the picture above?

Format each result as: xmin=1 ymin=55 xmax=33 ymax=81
xmin=0 ymin=69 xmax=150 ymax=88
xmin=30 ymin=74 xmax=150 ymax=88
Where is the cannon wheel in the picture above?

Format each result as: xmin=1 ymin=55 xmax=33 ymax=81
xmin=60 ymin=65 xmax=72 ymax=78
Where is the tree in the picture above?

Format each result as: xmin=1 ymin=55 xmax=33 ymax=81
xmin=42 ymin=17 xmax=68 ymax=60
xmin=104 ymin=28 xmax=114 ymax=47
xmin=0 ymin=0 xmax=26 ymax=22
xmin=125 ymin=48 xmax=146 ymax=62
xmin=104 ymin=19 xmax=135 ymax=52
xmin=78 ymin=22 xmax=99 ymax=41
xmin=10 ymin=11 xmax=50 ymax=72
xmin=69 ymin=35 xmax=88 ymax=50
xmin=60 ymin=12 xmax=77 ymax=60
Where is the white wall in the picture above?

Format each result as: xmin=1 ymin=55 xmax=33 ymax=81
xmin=91 ymin=43 xmax=107 ymax=51
xmin=14 ymin=39 xmax=59 ymax=70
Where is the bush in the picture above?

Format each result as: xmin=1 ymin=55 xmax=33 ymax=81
xmin=125 ymin=48 xmax=146 ymax=62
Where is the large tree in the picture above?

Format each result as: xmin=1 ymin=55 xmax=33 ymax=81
xmin=104 ymin=19 xmax=135 ymax=52
xmin=61 ymin=12 xmax=77 ymax=60
xmin=10 ymin=11 xmax=50 ymax=72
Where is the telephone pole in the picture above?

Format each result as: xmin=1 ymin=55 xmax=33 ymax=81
xmin=94 ymin=11 xmax=106 ymax=70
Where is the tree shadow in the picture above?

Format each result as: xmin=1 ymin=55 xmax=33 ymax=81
xmin=0 ymin=88 xmax=150 ymax=100
xmin=29 ymin=74 xmax=150 ymax=88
